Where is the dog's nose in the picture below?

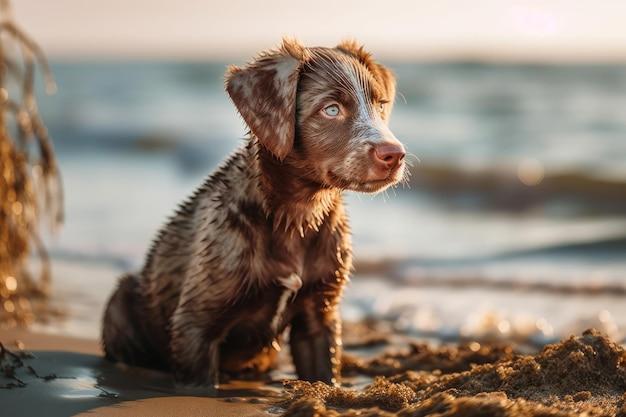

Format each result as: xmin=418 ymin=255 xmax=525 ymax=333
xmin=373 ymin=143 xmax=406 ymax=169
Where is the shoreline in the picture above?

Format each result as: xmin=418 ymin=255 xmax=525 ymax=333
xmin=0 ymin=328 xmax=271 ymax=417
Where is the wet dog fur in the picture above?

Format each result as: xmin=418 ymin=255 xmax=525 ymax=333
xmin=102 ymin=38 xmax=406 ymax=387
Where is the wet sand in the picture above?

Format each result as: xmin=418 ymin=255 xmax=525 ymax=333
xmin=0 ymin=329 xmax=271 ymax=417
xmin=2 ymin=327 xmax=626 ymax=416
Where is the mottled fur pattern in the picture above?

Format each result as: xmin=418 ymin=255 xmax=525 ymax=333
xmin=102 ymin=38 xmax=405 ymax=387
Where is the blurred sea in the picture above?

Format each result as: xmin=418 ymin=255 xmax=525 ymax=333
xmin=32 ymin=60 xmax=626 ymax=345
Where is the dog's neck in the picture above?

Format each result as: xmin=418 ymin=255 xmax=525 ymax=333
xmin=249 ymin=139 xmax=341 ymax=237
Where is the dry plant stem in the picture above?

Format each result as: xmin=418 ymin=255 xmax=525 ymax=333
xmin=0 ymin=1 xmax=62 ymax=328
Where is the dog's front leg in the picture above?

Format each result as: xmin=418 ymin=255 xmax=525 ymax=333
xmin=289 ymin=292 xmax=341 ymax=385
xmin=170 ymin=304 xmax=226 ymax=389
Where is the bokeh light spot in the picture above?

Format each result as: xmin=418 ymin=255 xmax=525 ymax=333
xmin=5 ymin=276 xmax=17 ymax=292
xmin=517 ymin=158 xmax=544 ymax=186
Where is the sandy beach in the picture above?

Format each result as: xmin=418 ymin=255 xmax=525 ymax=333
xmin=3 ymin=324 xmax=626 ymax=417
xmin=2 ymin=14 xmax=626 ymax=417
xmin=282 ymin=329 xmax=626 ymax=416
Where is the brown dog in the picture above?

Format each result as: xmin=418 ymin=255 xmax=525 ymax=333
xmin=102 ymin=38 xmax=406 ymax=387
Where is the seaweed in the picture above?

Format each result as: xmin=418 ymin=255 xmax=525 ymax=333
xmin=0 ymin=341 xmax=75 ymax=389
xmin=0 ymin=0 xmax=62 ymax=328
xmin=343 ymin=340 xmax=515 ymax=377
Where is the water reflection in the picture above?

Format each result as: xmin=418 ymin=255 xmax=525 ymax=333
xmin=0 ymin=349 xmax=281 ymax=417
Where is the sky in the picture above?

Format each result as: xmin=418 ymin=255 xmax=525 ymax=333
xmin=10 ymin=0 xmax=626 ymax=62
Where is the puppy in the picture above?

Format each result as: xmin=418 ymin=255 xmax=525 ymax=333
xmin=102 ymin=38 xmax=406 ymax=387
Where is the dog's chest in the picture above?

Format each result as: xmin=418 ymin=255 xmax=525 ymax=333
xmin=250 ymin=225 xmax=328 ymax=283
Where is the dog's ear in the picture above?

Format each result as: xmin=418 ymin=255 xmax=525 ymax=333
xmin=225 ymin=38 xmax=307 ymax=160
xmin=336 ymin=40 xmax=397 ymax=115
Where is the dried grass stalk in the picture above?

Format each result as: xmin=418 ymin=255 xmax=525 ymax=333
xmin=0 ymin=0 xmax=63 ymax=328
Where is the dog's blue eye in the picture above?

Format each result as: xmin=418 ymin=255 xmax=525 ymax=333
xmin=323 ymin=104 xmax=340 ymax=117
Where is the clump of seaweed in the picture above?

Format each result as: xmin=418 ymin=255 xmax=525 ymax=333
xmin=0 ymin=0 xmax=62 ymax=328
xmin=343 ymin=340 xmax=516 ymax=377
xmin=341 ymin=319 xmax=393 ymax=349
xmin=281 ymin=330 xmax=626 ymax=417
xmin=0 ymin=341 xmax=75 ymax=389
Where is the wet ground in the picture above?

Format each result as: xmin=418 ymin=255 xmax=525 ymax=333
xmin=3 ymin=325 xmax=626 ymax=416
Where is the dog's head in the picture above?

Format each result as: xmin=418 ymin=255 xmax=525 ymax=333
xmin=226 ymin=38 xmax=406 ymax=193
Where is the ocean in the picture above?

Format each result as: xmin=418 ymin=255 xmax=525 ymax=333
xmin=30 ymin=60 xmax=626 ymax=345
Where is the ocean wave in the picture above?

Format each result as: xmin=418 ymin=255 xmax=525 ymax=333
xmin=407 ymin=162 xmax=626 ymax=214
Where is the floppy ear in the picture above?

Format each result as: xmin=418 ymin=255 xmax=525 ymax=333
xmin=336 ymin=40 xmax=397 ymax=115
xmin=225 ymin=38 xmax=306 ymax=160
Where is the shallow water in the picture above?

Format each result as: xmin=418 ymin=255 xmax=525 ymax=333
xmin=0 ymin=350 xmax=274 ymax=417
xmin=21 ymin=60 xmax=626 ymax=344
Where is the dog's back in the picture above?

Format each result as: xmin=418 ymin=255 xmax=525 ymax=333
xmin=102 ymin=145 xmax=266 ymax=371
xmin=102 ymin=273 xmax=169 ymax=369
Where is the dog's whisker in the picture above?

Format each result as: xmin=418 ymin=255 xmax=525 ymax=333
xmin=406 ymin=152 xmax=421 ymax=164
xmin=397 ymin=90 xmax=408 ymax=105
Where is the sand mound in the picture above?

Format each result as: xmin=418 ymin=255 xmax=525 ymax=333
xmin=281 ymin=330 xmax=626 ymax=417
